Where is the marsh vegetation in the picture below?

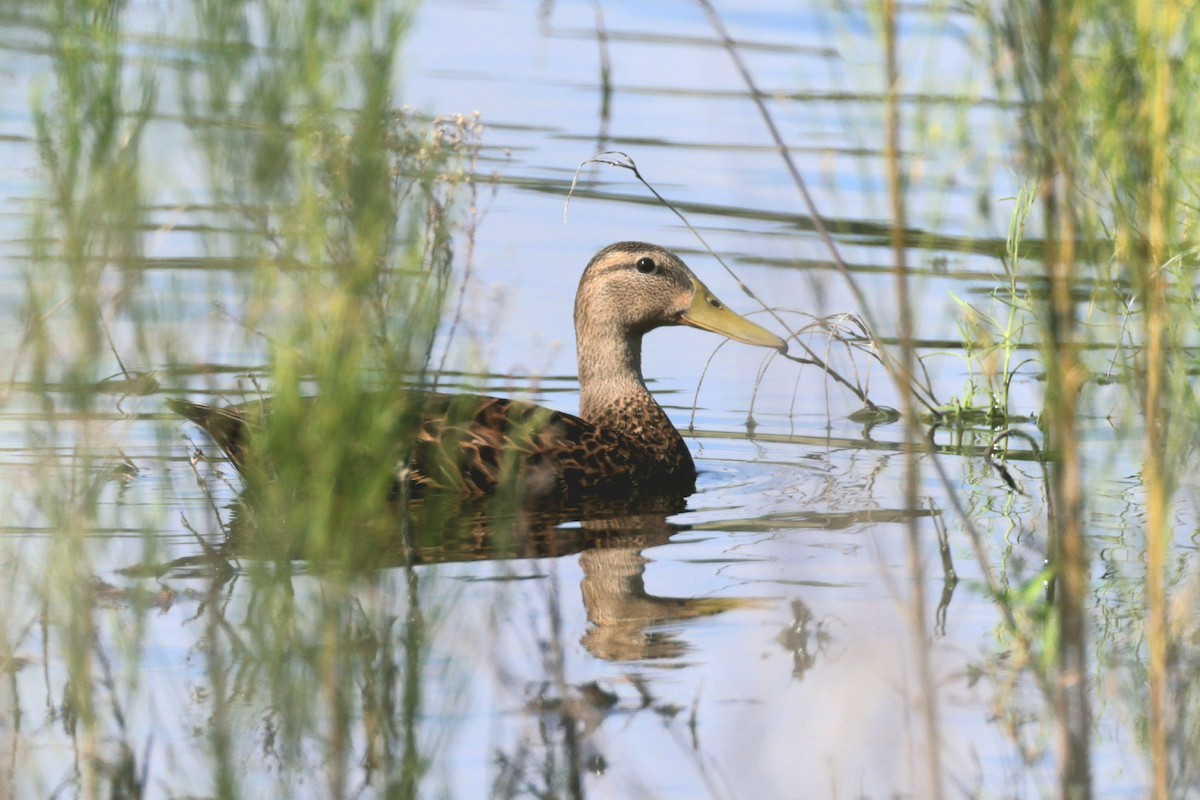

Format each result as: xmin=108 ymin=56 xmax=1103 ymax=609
xmin=1 ymin=0 xmax=1199 ymax=797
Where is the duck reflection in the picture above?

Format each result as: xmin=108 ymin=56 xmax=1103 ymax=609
xmin=165 ymin=488 xmax=757 ymax=663
xmin=417 ymin=496 xmax=761 ymax=661
xmin=575 ymin=514 xmax=756 ymax=661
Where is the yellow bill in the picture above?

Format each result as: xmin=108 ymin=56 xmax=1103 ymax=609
xmin=680 ymin=275 xmax=788 ymax=353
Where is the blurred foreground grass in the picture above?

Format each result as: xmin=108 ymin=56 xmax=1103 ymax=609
xmin=6 ymin=0 xmax=484 ymax=796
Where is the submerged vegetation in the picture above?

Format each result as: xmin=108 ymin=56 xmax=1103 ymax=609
xmin=2 ymin=0 xmax=1200 ymax=797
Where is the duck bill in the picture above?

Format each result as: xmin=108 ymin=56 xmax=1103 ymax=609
xmin=681 ymin=276 xmax=788 ymax=353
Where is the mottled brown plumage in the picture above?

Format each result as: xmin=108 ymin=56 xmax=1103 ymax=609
xmin=169 ymin=242 xmax=787 ymax=504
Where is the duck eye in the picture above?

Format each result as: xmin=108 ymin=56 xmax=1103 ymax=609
xmin=635 ymin=257 xmax=657 ymax=274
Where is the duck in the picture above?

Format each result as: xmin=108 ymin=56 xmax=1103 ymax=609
xmin=169 ymin=242 xmax=787 ymax=505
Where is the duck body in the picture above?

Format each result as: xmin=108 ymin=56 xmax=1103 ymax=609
xmin=169 ymin=390 xmax=693 ymax=503
xmin=170 ymin=242 xmax=786 ymax=505
xmin=412 ymin=390 xmax=697 ymax=502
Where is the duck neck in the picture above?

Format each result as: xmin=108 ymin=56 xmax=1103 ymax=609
xmin=576 ymin=292 xmax=700 ymax=482
xmin=577 ymin=325 xmax=652 ymax=424
xmin=574 ymin=312 xmax=696 ymax=485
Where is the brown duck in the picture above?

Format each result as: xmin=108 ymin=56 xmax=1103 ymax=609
xmin=169 ymin=242 xmax=787 ymax=504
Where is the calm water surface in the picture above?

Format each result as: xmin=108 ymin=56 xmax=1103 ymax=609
xmin=0 ymin=0 xmax=1178 ymax=797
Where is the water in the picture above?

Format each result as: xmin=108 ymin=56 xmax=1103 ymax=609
xmin=0 ymin=0 xmax=1181 ymax=797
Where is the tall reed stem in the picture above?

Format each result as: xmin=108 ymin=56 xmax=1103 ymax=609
xmin=1136 ymin=2 xmax=1176 ymax=796
xmin=882 ymin=2 xmax=944 ymax=796
xmin=1035 ymin=2 xmax=1091 ymax=794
